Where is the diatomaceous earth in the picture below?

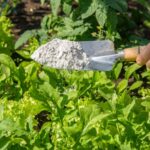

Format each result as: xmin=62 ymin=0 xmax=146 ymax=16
xmin=31 ymin=38 xmax=89 ymax=70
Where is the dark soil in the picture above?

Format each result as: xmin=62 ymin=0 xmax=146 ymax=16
xmin=9 ymin=0 xmax=50 ymax=39
xmin=34 ymin=110 xmax=51 ymax=131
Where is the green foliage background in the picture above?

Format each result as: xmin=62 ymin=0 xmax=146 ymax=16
xmin=0 ymin=0 xmax=150 ymax=149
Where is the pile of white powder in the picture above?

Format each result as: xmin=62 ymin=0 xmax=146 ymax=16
xmin=31 ymin=38 xmax=89 ymax=70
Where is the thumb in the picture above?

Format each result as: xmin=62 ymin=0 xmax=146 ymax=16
xmin=136 ymin=43 xmax=150 ymax=65
xmin=146 ymin=60 xmax=150 ymax=68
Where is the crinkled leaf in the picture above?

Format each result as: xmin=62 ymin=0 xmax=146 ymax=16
xmin=0 ymin=73 xmax=6 ymax=82
xmin=79 ymin=101 xmax=110 ymax=135
xmin=0 ymin=64 xmax=10 ymax=81
xmin=0 ymin=54 xmax=16 ymax=72
xmin=0 ymin=16 xmax=14 ymax=55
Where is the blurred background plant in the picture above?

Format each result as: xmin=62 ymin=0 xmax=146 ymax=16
xmin=0 ymin=0 xmax=21 ymax=15
xmin=0 ymin=16 xmax=14 ymax=55
xmin=12 ymin=0 xmax=150 ymax=52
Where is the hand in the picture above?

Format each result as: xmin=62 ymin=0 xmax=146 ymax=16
xmin=136 ymin=43 xmax=150 ymax=68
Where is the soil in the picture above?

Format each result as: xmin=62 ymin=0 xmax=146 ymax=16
xmin=8 ymin=0 xmax=50 ymax=39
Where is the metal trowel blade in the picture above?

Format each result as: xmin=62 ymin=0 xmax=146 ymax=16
xmin=85 ymin=52 xmax=124 ymax=71
xmin=31 ymin=39 xmax=121 ymax=71
xmin=79 ymin=40 xmax=120 ymax=71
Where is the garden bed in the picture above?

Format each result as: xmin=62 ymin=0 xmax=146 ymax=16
xmin=0 ymin=0 xmax=150 ymax=149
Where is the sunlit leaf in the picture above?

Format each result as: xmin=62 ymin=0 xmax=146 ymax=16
xmin=125 ymin=64 xmax=141 ymax=79
xmin=0 ymin=54 xmax=16 ymax=72
xmin=114 ymin=62 xmax=123 ymax=79
xmin=117 ymin=79 xmax=128 ymax=93
xmin=129 ymin=81 xmax=143 ymax=91
xmin=122 ymin=100 xmax=135 ymax=119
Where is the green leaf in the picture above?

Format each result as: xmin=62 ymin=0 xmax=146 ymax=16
xmin=107 ymin=9 xmax=118 ymax=31
xmin=40 ymin=0 xmax=45 ymax=5
xmin=141 ymin=100 xmax=150 ymax=110
xmin=15 ymin=30 xmax=37 ymax=49
xmin=82 ymin=113 xmax=110 ymax=135
xmin=57 ymin=20 xmax=90 ymax=39
xmin=129 ymin=81 xmax=143 ymax=91
xmin=63 ymin=2 xmax=72 ymax=16
xmin=0 ymin=65 xmax=10 ymax=81
xmin=106 ymin=0 xmax=128 ymax=12
xmin=114 ymin=62 xmax=123 ymax=79
xmin=95 ymin=2 xmax=107 ymax=27
xmin=141 ymin=70 xmax=150 ymax=78
xmin=50 ymin=0 xmax=61 ymax=16
xmin=81 ymin=0 xmax=99 ymax=19
xmin=0 ymin=54 xmax=16 ymax=72
xmin=0 ymin=16 xmax=14 ymax=55
xmin=0 ymin=137 xmax=11 ymax=150
xmin=122 ymin=100 xmax=135 ymax=119
xmin=117 ymin=79 xmax=128 ymax=93
xmin=79 ymin=101 xmax=111 ymax=135
xmin=30 ymin=81 xmax=59 ymax=103
xmin=0 ymin=73 xmax=6 ymax=82
xmin=16 ymin=50 xmax=31 ymax=59
xmin=125 ymin=64 xmax=141 ymax=79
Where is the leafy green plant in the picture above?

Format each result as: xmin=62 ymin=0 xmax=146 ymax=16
xmin=1 ymin=52 xmax=149 ymax=149
xmin=16 ymin=0 xmax=150 ymax=49
xmin=0 ymin=16 xmax=14 ymax=55
xmin=15 ymin=0 xmax=129 ymax=49
xmin=0 ymin=0 xmax=21 ymax=15
xmin=0 ymin=1 xmax=150 ymax=149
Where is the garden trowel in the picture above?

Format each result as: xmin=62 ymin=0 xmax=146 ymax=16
xmin=79 ymin=40 xmax=140 ymax=71
xmin=31 ymin=39 xmax=140 ymax=71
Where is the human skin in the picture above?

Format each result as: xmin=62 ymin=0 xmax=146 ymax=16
xmin=136 ymin=43 xmax=150 ymax=68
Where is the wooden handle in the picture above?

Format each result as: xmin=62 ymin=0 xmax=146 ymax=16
xmin=124 ymin=45 xmax=150 ymax=64
xmin=124 ymin=47 xmax=139 ymax=61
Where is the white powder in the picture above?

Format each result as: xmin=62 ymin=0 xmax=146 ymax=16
xmin=31 ymin=38 xmax=89 ymax=70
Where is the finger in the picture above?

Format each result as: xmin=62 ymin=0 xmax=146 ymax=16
xmin=146 ymin=60 xmax=150 ymax=68
xmin=136 ymin=54 xmax=144 ymax=65
xmin=136 ymin=43 xmax=150 ymax=65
